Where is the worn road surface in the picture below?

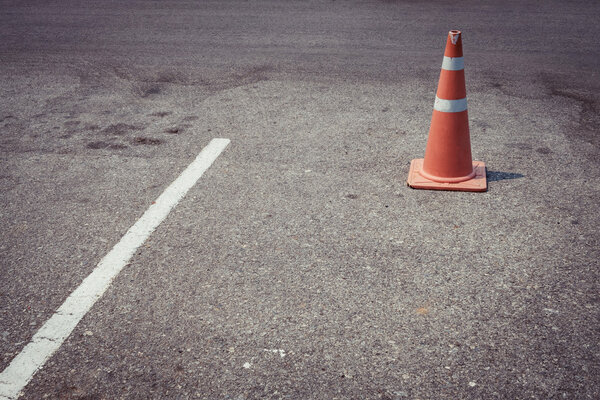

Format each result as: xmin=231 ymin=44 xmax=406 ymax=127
xmin=1 ymin=0 xmax=599 ymax=399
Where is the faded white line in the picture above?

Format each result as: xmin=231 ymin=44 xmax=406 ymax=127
xmin=0 ymin=138 xmax=230 ymax=400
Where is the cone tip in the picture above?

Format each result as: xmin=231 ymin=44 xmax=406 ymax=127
xmin=449 ymin=30 xmax=461 ymax=44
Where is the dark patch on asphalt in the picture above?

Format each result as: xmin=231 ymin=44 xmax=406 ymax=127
xmin=345 ymin=194 xmax=359 ymax=199
xmin=63 ymin=120 xmax=80 ymax=127
xmin=56 ymin=383 xmax=97 ymax=399
xmin=102 ymin=123 xmax=142 ymax=136
xmin=137 ymin=69 xmax=210 ymax=87
xmin=87 ymin=141 xmax=128 ymax=150
xmin=87 ymin=141 xmax=107 ymax=149
xmin=472 ymin=119 xmax=491 ymax=133
xmin=233 ymin=64 xmax=273 ymax=83
xmin=165 ymin=126 xmax=181 ymax=134
xmin=482 ymin=72 xmax=546 ymax=100
xmin=550 ymin=87 xmax=599 ymax=135
xmin=141 ymin=86 xmax=161 ymax=97
xmin=202 ymin=64 xmax=274 ymax=93
xmin=84 ymin=124 xmax=99 ymax=131
xmin=549 ymin=87 xmax=596 ymax=110
xmin=126 ymin=65 xmax=274 ymax=98
xmin=536 ymin=147 xmax=552 ymax=154
xmin=540 ymin=73 xmax=600 ymax=161
xmin=133 ymin=137 xmax=162 ymax=145
xmin=149 ymin=111 xmax=172 ymax=118
xmin=0 ymin=115 xmax=17 ymax=123
xmin=153 ymin=71 xmax=184 ymax=84
xmin=182 ymin=115 xmax=199 ymax=121
xmin=486 ymin=171 xmax=525 ymax=182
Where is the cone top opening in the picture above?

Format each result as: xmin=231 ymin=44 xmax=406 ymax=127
xmin=445 ymin=30 xmax=463 ymax=57
xmin=449 ymin=30 xmax=461 ymax=44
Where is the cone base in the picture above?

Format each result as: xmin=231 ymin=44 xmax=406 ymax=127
xmin=407 ymin=158 xmax=487 ymax=192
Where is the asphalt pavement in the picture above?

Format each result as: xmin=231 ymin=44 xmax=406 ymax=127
xmin=1 ymin=0 xmax=599 ymax=399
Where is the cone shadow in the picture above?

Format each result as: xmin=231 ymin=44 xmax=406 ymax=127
xmin=486 ymin=171 xmax=524 ymax=182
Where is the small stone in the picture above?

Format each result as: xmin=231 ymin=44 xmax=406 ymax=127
xmin=468 ymin=381 xmax=476 ymax=387
xmin=243 ymin=362 xmax=251 ymax=369
xmin=83 ymin=330 xmax=93 ymax=336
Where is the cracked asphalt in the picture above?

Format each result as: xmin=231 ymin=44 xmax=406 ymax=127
xmin=1 ymin=0 xmax=599 ymax=399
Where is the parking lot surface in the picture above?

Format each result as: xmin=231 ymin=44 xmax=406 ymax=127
xmin=1 ymin=1 xmax=599 ymax=398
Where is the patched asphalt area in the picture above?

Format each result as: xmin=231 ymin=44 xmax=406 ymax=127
xmin=1 ymin=1 xmax=599 ymax=399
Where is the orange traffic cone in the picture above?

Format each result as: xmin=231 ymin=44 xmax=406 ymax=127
xmin=407 ymin=30 xmax=486 ymax=192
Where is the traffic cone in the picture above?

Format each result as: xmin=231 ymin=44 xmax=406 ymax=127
xmin=407 ymin=30 xmax=487 ymax=192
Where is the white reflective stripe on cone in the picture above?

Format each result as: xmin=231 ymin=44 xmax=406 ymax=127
xmin=441 ymin=56 xmax=464 ymax=71
xmin=433 ymin=96 xmax=468 ymax=113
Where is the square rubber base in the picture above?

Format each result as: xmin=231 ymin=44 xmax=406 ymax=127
xmin=407 ymin=159 xmax=487 ymax=192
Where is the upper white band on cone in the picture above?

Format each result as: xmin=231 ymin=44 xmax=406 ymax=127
xmin=434 ymin=96 xmax=468 ymax=113
xmin=441 ymin=56 xmax=464 ymax=71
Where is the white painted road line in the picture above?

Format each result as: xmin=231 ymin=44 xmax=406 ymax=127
xmin=0 ymin=138 xmax=230 ymax=400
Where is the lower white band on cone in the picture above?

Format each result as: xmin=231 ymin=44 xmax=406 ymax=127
xmin=441 ymin=56 xmax=464 ymax=71
xmin=434 ymin=96 xmax=468 ymax=113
